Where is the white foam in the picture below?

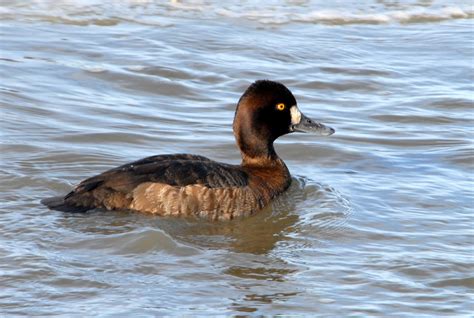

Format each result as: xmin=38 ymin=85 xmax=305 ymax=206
xmin=126 ymin=65 xmax=146 ymax=72
xmin=293 ymin=10 xmax=392 ymax=24
xmin=217 ymin=5 xmax=472 ymax=26
xmin=2 ymin=1 xmax=472 ymax=26
xmin=85 ymin=66 xmax=106 ymax=73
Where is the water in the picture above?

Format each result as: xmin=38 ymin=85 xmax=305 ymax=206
xmin=1 ymin=0 xmax=473 ymax=316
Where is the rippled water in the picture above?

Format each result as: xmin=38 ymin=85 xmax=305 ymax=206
xmin=1 ymin=0 xmax=473 ymax=316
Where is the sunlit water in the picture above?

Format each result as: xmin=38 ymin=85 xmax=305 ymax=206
xmin=1 ymin=0 xmax=473 ymax=316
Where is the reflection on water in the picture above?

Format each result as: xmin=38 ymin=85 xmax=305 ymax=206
xmin=1 ymin=0 xmax=473 ymax=316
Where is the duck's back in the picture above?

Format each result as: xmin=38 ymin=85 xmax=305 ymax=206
xmin=42 ymin=154 xmax=265 ymax=220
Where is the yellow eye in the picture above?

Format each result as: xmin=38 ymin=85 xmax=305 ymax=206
xmin=276 ymin=103 xmax=285 ymax=111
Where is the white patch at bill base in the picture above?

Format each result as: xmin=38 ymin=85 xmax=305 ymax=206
xmin=290 ymin=105 xmax=302 ymax=125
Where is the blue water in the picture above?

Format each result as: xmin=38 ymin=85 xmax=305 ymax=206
xmin=1 ymin=0 xmax=473 ymax=316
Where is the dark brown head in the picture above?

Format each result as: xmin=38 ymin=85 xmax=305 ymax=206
xmin=233 ymin=80 xmax=334 ymax=163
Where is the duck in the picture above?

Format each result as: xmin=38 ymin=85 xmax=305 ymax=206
xmin=42 ymin=80 xmax=335 ymax=220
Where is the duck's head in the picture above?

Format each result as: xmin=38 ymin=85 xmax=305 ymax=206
xmin=233 ymin=80 xmax=335 ymax=162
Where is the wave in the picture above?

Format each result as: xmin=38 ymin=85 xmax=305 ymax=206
xmin=0 ymin=0 xmax=472 ymax=26
xmin=217 ymin=6 xmax=473 ymax=25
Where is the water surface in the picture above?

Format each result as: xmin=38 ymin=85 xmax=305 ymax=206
xmin=1 ymin=0 xmax=473 ymax=316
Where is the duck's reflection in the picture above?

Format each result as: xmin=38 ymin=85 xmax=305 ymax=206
xmin=59 ymin=175 xmax=349 ymax=260
xmin=57 ymin=177 xmax=346 ymax=313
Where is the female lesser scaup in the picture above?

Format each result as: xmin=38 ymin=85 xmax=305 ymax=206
xmin=42 ymin=80 xmax=334 ymax=220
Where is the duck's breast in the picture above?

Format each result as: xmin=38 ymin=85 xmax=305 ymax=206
xmin=130 ymin=182 xmax=260 ymax=220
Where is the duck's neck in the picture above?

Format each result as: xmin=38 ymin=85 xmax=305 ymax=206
xmin=234 ymin=129 xmax=278 ymax=166
xmin=241 ymin=150 xmax=292 ymax=205
xmin=235 ymin=133 xmax=290 ymax=181
xmin=240 ymin=143 xmax=279 ymax=166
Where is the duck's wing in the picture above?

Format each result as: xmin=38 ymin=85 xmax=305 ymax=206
xmin=42 ymin=154 xmax=249 ymax=212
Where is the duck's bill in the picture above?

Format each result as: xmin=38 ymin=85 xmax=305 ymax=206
xmin=291 ymin=112 xmax=335 ymax=136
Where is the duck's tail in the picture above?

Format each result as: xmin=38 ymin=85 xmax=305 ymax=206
xmin=41 ymin=196 xmax=91 ymax=213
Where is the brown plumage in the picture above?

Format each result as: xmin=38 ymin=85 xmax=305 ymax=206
xmin=42 ymin=80 xmax=335 ymax=220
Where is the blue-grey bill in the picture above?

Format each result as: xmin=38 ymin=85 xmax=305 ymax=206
xmin=292 ymin=113 xmax=335 ymax=136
